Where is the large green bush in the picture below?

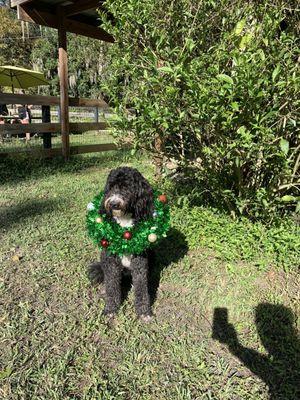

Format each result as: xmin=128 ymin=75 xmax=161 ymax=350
xmin=100 ymin=0 xmax=299 ymax=219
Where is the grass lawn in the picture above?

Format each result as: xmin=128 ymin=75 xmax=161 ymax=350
xmin=0 ymin=131 xmax=114 ymax=153
xmin=0 ymin=151 xmax=299 ymax=399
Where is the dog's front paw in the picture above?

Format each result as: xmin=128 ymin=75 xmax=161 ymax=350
xmin=103 ymin=312 xmax=115 ymax=319
xmin=139 ymin=314 xmax=153 ymax=323
xmin=102 ymin=304 xmax=119 ymax=318
xmin=102 ymin=307 xmax=116 ymax=317
xmin=101 ymin=309 xmax=117 ymax=326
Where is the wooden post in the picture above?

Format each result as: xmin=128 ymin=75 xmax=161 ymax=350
xmin=94 ymin=106 xmax=99 ymax=123
xmin=42 ymin=105 xmax=51 ymax=149
xmin=21 ymin=21 xmax=25 ymax=42
xmin=58 ymin=7 xmax=70 ymax=160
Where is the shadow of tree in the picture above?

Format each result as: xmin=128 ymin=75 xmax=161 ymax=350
xmin=0 ymin=198 xmax=65 ymax=231
xmin=212 ymin=304 xmax=300 ymax=400
xmin=0 ymin=150 xmax=131 ymax=185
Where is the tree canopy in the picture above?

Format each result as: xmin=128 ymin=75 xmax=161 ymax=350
xmin=0 ymin=4 xmax=109 ymax=98
xmin=0 ymin=7 xmax=31 ymax=68
xmin=31 ymin=30 xmax=110 ymax=98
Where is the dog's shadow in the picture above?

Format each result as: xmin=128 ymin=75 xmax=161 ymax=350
xmin=149 ymin=227 xmax=188 ymax=305
xmin=87 ymin=227 xmax=188 ymax=307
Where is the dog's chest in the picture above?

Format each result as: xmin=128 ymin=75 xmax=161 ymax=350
xmin=114 ymin=213 xmax=134 ymax=228
xmin=114 ymin=213 xmax=134 ymax=268
xmin=120 ymin=254 xmax=133 ymax=269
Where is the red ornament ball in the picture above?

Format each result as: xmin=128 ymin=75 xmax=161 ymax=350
xmin=123 ymin=231 xmax=132 ymax=240
xmin=100 ymin=239 xmax=109 ymax=248
xmin=158 ymin=194 xmax=168 ymax=204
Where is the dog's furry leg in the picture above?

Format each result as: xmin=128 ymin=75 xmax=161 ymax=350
xmin=131 ymin=256 xmax=151 ymax=318
xmin=101 ymin=253 xmax=122 ymax=316
xmin=87 ymin=261 xmax=104 ymax=285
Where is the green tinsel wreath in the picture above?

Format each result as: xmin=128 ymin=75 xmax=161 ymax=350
xmin=86 ymin=190 xmax=170 ymax=256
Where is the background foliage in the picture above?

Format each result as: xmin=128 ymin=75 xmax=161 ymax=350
xmin=1 ymin=1 xmax=299 ymax=220
xmin=31 ymin=30 xmax=110 ymax=98
xmin=100 ymin=0 xmax=300 ymax=219
xmin=0 ymin=7 xmax=31 ymax=68
xmin=0 ymin=4 xmax=109 ymax=98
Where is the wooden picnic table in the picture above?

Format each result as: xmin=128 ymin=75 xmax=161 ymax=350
xmin=0 ymin=116 xmax=39 ymax=141
xmin=0 ymin=115 xmax=41 ymax=120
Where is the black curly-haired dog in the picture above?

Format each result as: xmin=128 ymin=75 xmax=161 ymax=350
xmin=89 ymin=167 xmax=154 ymax=321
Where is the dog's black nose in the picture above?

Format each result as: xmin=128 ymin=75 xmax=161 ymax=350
xmin=110 ymin=200 xmax=121 ymax=209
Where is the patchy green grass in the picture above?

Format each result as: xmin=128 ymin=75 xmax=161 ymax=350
xmin=0 ymin=153 xmax=299 ymax=399
xmin=171 ymin=205 xmax=299 ymax=272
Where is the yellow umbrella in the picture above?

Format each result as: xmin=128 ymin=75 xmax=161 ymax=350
xmin=0 ymin=65 xmax=49 ymax=92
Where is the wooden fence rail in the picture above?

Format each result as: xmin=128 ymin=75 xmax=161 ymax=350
xmin=0 ymin=122 xmax=108 ymax=135
xmin=0 ymin=93 xmax=116 ymax=159
xmin=0 ymin=143 xmax=118 ymax=159
xmin=0 ymin=93 xmax=108 ymax=108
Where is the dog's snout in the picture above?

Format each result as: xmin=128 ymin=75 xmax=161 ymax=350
xmin=111 ymin=200 xmax=121 ymax=209
xmin=105 ymin=194 xmax=125 ymax=212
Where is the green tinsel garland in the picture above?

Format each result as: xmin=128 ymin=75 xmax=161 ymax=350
xmin=86 ymin=190 xmax=170 ymax=256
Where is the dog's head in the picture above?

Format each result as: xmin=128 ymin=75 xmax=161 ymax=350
xmin=99 ymin=167 xmax=154 ymax=222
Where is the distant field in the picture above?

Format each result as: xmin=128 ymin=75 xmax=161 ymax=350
xmin=0 ymin=130 xmax=115 ymax=152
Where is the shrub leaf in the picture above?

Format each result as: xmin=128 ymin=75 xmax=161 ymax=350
xmin=279 ymin=138 xmax=289 ymax=155
xmin=216 ymin=74 xmax=234 ymax=85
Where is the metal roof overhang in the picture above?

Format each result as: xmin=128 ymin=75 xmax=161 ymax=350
xmin=10 ymin=0 xmax=114 ymax=42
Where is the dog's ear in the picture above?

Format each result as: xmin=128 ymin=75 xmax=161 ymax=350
xmin=98 ymin=170 xmax=115 ymax=217
xmin=133 ymin=176 xmax=154 ymax=222
xmin=98 ymin=198 xmax=107 ymax=217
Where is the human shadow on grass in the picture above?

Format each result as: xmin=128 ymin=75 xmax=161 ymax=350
xmin=87 ymin=227 xmax=188 ymax=309
xmin=212 ymin=304 xmax=300 ymax=400
xmin=0 ymin=198 xmax=64 ymax=231
xmin=0 ymin=149 xmax=130 ymax=185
